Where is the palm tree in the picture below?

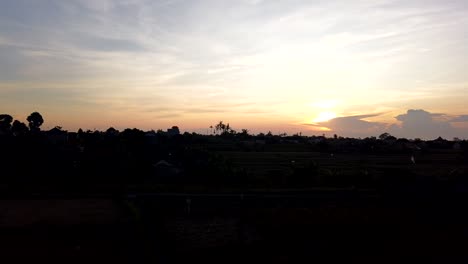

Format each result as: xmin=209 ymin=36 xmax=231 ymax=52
xmin=215 ymin=121 xmax=225 ymax=135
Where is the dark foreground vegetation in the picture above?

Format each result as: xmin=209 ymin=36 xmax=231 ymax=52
xmin=1 ymin=112 xmax=468 ymax=263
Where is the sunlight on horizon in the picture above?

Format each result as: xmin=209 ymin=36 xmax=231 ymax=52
xmin=0 ymin=0 xmax=467 ymax=138
xmin=312 ymin=112 xmax=337 ymax=123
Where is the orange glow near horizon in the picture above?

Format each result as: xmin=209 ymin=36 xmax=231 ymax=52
xmin=0 ymin=1 xmax=468 ymax=138
xmin=312 ymin=112 xmax=337 ymax=123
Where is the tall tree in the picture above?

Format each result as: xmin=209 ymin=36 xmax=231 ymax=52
xmin=215 ymin=121 xmax=226 ymax=134
xmin=0 ymin=114 xmax=13 ymax=134
xmin=27 ymin=112 xmax=44 ymax=132
xmin=11 ymin=120 xmax=29 ymax=136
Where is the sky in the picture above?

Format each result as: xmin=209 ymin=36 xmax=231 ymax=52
xmin=0 ymin=0 xmax=467 ymax=139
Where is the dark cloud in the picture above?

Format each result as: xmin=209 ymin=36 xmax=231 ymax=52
xmin=390 ymin=109 xmax=456 ymax=139
xmin=308 ymin=114 xmax=386 ymax=137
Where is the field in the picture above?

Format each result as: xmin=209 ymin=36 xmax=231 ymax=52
xmin=1 ymin=139 xmax=467 ymax=263
xmin=220 ymin=149 xmax=464 ymax=173
xmin=0 ymin=199 xmax=135 ymax=263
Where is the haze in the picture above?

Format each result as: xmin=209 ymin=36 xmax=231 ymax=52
xmin=1 ymin=0 xmax=467 ymax=139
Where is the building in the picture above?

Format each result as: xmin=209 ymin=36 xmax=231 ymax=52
xmin=167 ymin=126 xmax=180 ymax=136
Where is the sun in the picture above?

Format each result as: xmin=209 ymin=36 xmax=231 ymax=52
xmin=311 ymin=100 xmax=339 ymax=109
xmin=313 ymin=111 xmax=337 ymax=123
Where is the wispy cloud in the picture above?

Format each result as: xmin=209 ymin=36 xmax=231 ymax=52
xmin=0 ymin=1 xmax=467 ymax=134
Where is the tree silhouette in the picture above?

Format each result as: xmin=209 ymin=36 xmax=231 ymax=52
xmin=214 ymin=121 xmax=236 ymax=135
xmin=0 ymin=114 xmax=13 ymax=134
xmin=106 ymin=127 xmax=119 ymax=136
xmin=11 ymin=120 xmax=29 ymax=136
xmin=379 ymin=132 xmax=396 ymax=141
xmin=239 ymin=129 xmax=249 ymax=139
xmin=215 ymin=121 xmax=226 ymax=135
xmin=27 ymin=112 xmax=44 ymax=132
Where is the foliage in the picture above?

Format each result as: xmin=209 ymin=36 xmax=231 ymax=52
xmin=27 ymin=112 xmax=44 ymax=132
xmin=0 ymin=114 xmax=13 ymax=133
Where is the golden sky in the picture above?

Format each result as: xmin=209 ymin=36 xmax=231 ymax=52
xmin=1 ymin=0 xmax=467 ymax=138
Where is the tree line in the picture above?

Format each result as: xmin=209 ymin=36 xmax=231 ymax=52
xmin=0 ymin=112 xmax=44 ymax=136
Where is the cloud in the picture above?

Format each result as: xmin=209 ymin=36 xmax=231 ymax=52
xmin=184 ymin=108 xmax=226 ymax=114
xmin=1 ymin=1 xmax=468 ymax=132
xmin=77 ymin=0 xmax=114 ymax=12
xmin=73 ymin=35 xmax=146 ymax=52
xmin=308 ymin=109 xmax=468 ymax=139
xmin=450 ymin=115 xmax=468 ymax=122
xmin=389 ymin=109 xmax=457 ymax=139
xmin=151 ymin=113 xmax=182 ymax=119
xmin=309 ymin=114 xmax=386 ymax=137
xmin=0 ymin=87 xmax=94 ymax=108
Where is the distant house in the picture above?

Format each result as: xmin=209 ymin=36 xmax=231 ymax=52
xmin=415 ymin=141 xmax=427 ymax=150
xmin=308 ymin=137 xmax=325 ymax=144
xmin=47 ymin=127 xmax=68 ymax=144
xmin=167 ymin=126 xmax=180 ymax=136
xmin=406 ymin=142 xmax=421 ymax=151
xmin=255 ymin=139 xmax=266 ymax=145
xmin=145 ymin=131 xmax=158 ymax=144
xmin=241 ymin=140 xmax=256 ymax=147
xmin=430 ymin=137 xmax=450 ymax=149
xmin=152 ymin=160 xmax=181 ymax=178
xmin=67 ymin=132 xmax=78 ymax=142
xmin=284 ymin=139 xmax=300 ymax=144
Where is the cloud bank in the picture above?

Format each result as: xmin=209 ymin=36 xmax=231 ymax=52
xmin=316 ymin=109 xmax=468 ymax=139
